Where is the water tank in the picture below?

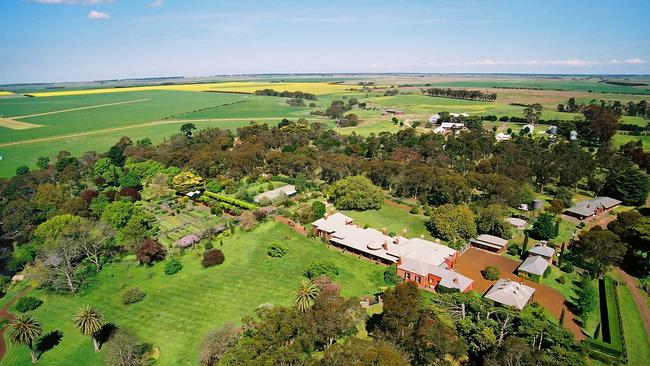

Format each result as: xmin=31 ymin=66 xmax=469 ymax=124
xmin=533 ymin=199 xmax=544 ymax=210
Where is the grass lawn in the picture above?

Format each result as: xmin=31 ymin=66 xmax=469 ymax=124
xmin=540 ymin=266 xmax=580 ymax=302
xmin=617 ymin=285 xmax=650 ymax=366
xmin=1 ymin=221 xmax=385 ymax=366
xmin=340 ymin=203 xmax=433 ymax=240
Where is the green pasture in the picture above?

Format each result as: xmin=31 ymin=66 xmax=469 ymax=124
xmin=618 ymin=284 xmax=650 ymax=366
xmin=0 ymin=221 xmax=385 ymax=366
xmin=425 ymin=78 xmax=650 ymax=95
xmin=340 ymin=203 xmax=433 ymax=240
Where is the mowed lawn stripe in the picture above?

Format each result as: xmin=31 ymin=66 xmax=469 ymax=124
xmin=4 ymin=222 xmax=384 ymax=366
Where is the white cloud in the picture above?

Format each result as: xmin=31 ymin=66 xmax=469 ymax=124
xmin=610 ymin=58 xmax=646 ymax=64
xmin=88 ymin=10 xmax=110 ymax=19
xmin=30 ymin=0 xmax=114 ymax=4
xmin=149 ymin=0 xmax=164 ymax=7
xmin=370 ymin=58 xmax=647 ymax=69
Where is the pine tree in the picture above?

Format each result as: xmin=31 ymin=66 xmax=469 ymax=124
xmin=521 ymin=233 xmax=529 ymax=258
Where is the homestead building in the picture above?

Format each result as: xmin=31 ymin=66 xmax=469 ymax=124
xmin=564 ymin=197 xmax=621 ymax=220
xmin=312 ymin=213 xmax=473 ymax=292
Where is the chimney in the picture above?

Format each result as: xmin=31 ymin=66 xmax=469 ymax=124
xmin=396 ymin=257 xmax=402 ymax=265
xmin=395 ymin=237 xmax=400 ymax=245
xmin=382 ymin=240 xmax=388 ymax=250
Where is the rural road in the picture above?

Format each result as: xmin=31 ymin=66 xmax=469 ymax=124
xmin=615 ymin=268 xmax=650 ymax=347
xmin=0 ymin=116 xmax=322 ymax=148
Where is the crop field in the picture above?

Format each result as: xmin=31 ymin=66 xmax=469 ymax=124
xmin=23 ymin=81 xmax=353 ymax=97
xmin=425 ymin=77 xmax=650 ymax=95
xmin=0 ymin=222 xmax=385 ymax=366
xmin=0 ymin=77 xmax=648 ymax=177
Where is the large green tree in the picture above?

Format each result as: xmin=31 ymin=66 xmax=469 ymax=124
xmin=328 ymin=175 xmax=384 ymax=210
xmin=603 ymin=165 xmax=650 ymax=205
xmin=426 ymin=204 xmax=477 ymax=245
xmin=530 ymin=213 xmax=557 ymax=240
xmin=577 ymin=226 xmax=627 ymax=278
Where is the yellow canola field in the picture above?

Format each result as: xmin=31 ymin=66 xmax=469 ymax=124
xmin=0 ymin=91 xmax=14 ymax=96
xmin=27 ymin=82 xmax=353 ymax=97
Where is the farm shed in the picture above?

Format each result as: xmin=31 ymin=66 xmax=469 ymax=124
xmin=517 ymin=255 xmax=549 ymax=282
xmin=469 ymin=234 xmax=509 ymax=254
xmin=253 ymin=184 xmax=297 ymax=203
xmin=564 ymin=197 xmax=621 ymax=220
xmin=484 ymin=279 xmax=535 ymax=310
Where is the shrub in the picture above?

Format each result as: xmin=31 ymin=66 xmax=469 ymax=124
xmin=303 ymin=261 xmax=339 ymax=279
xmin=204 ymin=241 xmax=214 ymax=250
xmin=531 ymin=213 xmax=557 ymax=240
xmin=383 ymin=266 xmax=402 ymax=285
xmin=543 ymin=266 xmax=552 ymax=278
xmin=561 ymin=262 xmax=574 ymax=273
xmin=135 ymin=238 xmax=166 ymax=265
xmin=122 ymin=287 xmax=145 ymax=305
xmin=507 ymin=245 xmax=520 ymax=256
xmin=481 ymin=265 xmax=500 ymax=280
xmin=202 ymin=249 xmax=225 ymax=268
xmin=556 ymin=276 xmax=566 ymax=284
xmin=267 ymin=244 xmax=288 ymax=258
xmin=410 ymin=205 xmax=420 ymax=214
xmin=15 ymin=296 xmax=43 ymax=313
xmin=177 ymin=234 xmax=200 ymax=249
xmin=164 ymin=258 xmax=183 ymax=275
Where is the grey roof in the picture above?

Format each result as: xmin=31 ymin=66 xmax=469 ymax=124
xmin=529 ymin=244 xmax=554 ymax=258
xmin=470 ymin=234 xmax=509 ymax=249
xmin=484 ymin=279 xmax=535 ymax=310
xmin=518 ymin=255 xmax=549 ymax=276
xmin=312 ymin=214 xmax=461 ymax=274
xmin=254 ymin=184 xmax=297 ymax=203
xmin=565 ymin=196 xmax=622 ymax=217
xmin=505 ymin=217 xmax=527 ymax=228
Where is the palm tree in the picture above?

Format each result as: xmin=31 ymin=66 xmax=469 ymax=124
xmin=73 ymin=305 xmax=104 ymax=352
xmin=9 ymin=314 xmax=43 ymax=363
xmin=294 ymin=279 xmax=320 ymax=312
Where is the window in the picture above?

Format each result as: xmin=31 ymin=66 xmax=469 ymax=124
xmin=406 ymin=273 xmax=411 ymax=280
xmin=416 ymin=276 xmax=421 ymax=283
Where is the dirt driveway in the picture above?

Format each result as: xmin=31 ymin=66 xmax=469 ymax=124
xmin=455 ymin=248 xmax=584 ymax=340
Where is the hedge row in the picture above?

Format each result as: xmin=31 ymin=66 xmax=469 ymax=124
xmin=204 ymin=191 xmax=257 ymax=210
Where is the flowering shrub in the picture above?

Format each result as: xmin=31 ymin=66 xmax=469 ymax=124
xmin=177 ymin=234 xmax=200 ymax=248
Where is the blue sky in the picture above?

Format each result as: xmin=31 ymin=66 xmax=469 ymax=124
xmin=1 ymin=0 xmax=649 ymax=83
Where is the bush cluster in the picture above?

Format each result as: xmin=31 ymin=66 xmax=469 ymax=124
xmin=303 ymin=261 xmax=339 ymax=279
xmin=122 ymin=287 xmax=146 ymax=305
xmin=15 ymin=296 xmax=44 ymax=313
xmin=481 ymin=265 xmax=501 ymax=280
xmin=202 ymin=249 xmax=225 ymax=268
xmin=267 ymin=244 xmax=288 ymax=258
xmin=164 ymin=258 xmax=183 ymax=275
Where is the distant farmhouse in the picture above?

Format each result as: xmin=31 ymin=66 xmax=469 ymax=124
xmin=312 ymin=213 xmax=473 ymax=293
xmin=433 ymin=122 xmax=465 ymax=135
xmin=495 ymin=132 xmax=512 ymax=142
xmin=254 ymin=184 xmax=297 ymax=203
xmin=383 ymin=109 xmax=405 ymax=115
xmin=564 ymin=196 xmax=621 ymax=220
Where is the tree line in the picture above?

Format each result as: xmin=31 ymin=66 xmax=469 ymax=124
xmin=421 ymin=87 xmax=497 ymax=102
xmin=557 ymin=97 xmax=649 ymax=118
xmin=253 ymin=88 xmax=317 ymax=100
